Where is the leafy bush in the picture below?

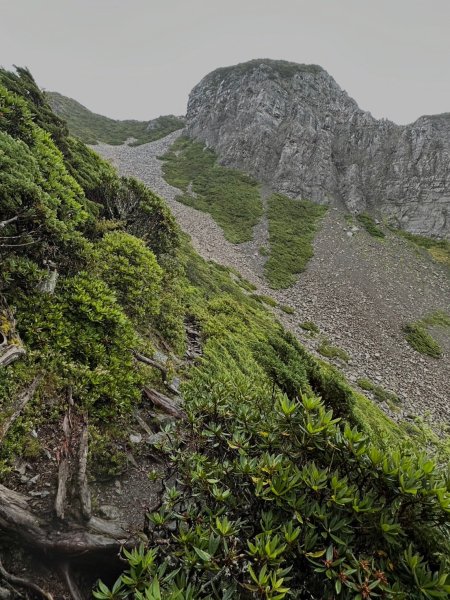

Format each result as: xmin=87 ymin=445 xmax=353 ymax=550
xmin=95 ymin=372 xmax=450 ymax=598
xmin=265 ymin=194 xmax=326 ymax=289
xmin=93 ymin=231 xmax=163 ymax=321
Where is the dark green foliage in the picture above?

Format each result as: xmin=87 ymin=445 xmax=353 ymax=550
xmin=299 ymin=321 xmax=320 ymax=334
xmin=47 ymin=91 xmax=184 ymax=146
xmin=403 ymin=323 xmax=442 ymax=358
xmin=356 ymin=214 xmax=385 ymax=238
xmin=265 ymin=194 xmax=327 ymax=289
xmin=162 ymin=137 xmax=262 ymax=243
xmin=317 ymin=339 xmax=350 ymax=362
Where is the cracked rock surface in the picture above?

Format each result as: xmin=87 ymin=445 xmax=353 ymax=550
xmin=187 ymin=59 xmax=450 ymax=238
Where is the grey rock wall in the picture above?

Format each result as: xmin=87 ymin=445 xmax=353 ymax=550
xmin=186 ymin=60 xmax=449 ymax=238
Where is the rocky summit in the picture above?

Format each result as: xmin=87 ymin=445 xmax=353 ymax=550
xmin=187 ymin=59 xmax=450 ymax=238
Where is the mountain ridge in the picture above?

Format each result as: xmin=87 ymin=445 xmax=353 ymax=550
xmin=47 ymin=90 xmax=184 ymax=145
xmin=186 ymin=59 xmax=450 ymax=238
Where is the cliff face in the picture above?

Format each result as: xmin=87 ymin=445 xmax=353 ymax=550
xmin=186 ymin=60 xmax=450 ymax=238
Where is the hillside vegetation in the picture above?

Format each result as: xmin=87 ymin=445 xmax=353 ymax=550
xmin=47 ymin=90 xmax=184 ymax=145
xmin=0 ymin=68 xmax=449 ymax=599
xmin=162 ymin=136 xmax=263 ymax=243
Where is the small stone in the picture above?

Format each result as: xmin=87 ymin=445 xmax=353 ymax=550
xmin=114 ymin=480 xmax=122 ymax=494
xmin=0 ymin=586 xmax=12 ymax=599
xmin=99 ymin=504 xmax=121 ymax=520
xmin=31 ymin=429 xmax=38 ymax=438
xmin=29 ymin=490 xmax=50 ymax=498
xmin=147 ymin=432 xmax=166 ymax=446
xmin=27 ymin=474 xmax=40 ymax=485
xmin=129 ymin=432 xmax=142 ymax=444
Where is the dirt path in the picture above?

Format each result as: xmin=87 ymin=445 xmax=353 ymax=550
xmin=94 ymin=133 xmax=450 ymax=425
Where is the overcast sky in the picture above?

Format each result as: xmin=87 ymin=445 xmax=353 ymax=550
xmin=1 ymin=0 xmax=449 ymax=124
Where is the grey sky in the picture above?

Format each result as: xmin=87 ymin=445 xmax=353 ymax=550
xmin=1 ymin=0 xmax=449 ymax=124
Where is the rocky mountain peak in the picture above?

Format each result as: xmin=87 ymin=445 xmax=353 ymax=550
xmin=186 ymin=59 xmax=449 ymax=238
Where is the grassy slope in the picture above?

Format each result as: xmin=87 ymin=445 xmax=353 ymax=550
xmin=47 ymin=91 xmax=184 ymax=146
xmin=162 ymin=136 xmax=262 ymax=243
xmin=265 ymin=193 xmax=327 ymax=288
xmin=2 ymin=67 xmax=450 ymax=599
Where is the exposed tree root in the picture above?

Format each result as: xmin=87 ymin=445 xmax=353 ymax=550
xmin=133 ymin=351 xmax=167 ymax=377
xmin=143 ymin=387 xmax=185 ymax=419
xmin=0 ymin=482 xmax=130 ymax=557
xmin=0 ymin=378 xmax=40 ymax=443
xmin=0 ymin=558 xmax=54 ymax=600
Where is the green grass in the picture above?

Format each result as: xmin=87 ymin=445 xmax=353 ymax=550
xmin=258 ymin=246 xmax=269 ymax=256
xmin=265 ymin=194 xmax=327 ymax=289
xmin=249 ymin=293 xmax=278 ymax=307
xmin=403 ymin=311 xmax=449 ymax=358
xmin=47 ymin=91 xmax=184 ymax=146
xmin=393 ymin=229 xmax=450 ymax=268
xmin=299 ymin=320 xmax=319 ymax=334
xmin=356 ymin=378 xmax=401 ymax=409
xmin=317 ymin=339 xmax=350 ymax=362
xmin=403 ymin=323 xmax=443 ymax=358
xmin=162 ymin=137 xmax=262 ymax=243
xmin=356 ymin=213 xmax=385 ymax=238
xmin=279 ymin=304 xmax=295 ymax=314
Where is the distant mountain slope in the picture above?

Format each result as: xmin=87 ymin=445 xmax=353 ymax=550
xmin=186 ymin=59 xmax=450 ymax=238
xmin=47 ymin=91 xmax=184 ymax=145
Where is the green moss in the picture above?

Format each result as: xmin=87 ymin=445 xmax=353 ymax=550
xmin=279 ymin=304 xmax=295 ymax=314
xmin=299 ymin=321 xmax=320 ymax=334
xmin=162 ymin=137 xmax=262 ymax=243
xmin=356 ymin=213 xmax=385 ymax=238
xmin=403 ymin=323 xmax=442 ymax=358
xmin=317 ymin=339 xmax=350 ymax=362
xmin=265 ymin=194 xmax=327 ymax=289
xmin=250 ymin=293 xmax=278 ymax=307
xmin=356 ymin=378 xmax=401 ymax=409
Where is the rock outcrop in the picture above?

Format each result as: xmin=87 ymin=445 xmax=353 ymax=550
xmin=186 ymin=59 xmax=450 ymax=238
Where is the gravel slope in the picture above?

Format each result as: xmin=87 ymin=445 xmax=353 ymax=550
xmin=94 ymin=132 xmax=450 ymax=425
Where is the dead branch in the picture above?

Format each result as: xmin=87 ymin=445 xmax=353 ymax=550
xmin=78 ymin=422 xmax=91 ymax=521
xmin=0 ymin=344 xmax=26 ymax=367
xmin=55 ymin=413 xmax=71 ymax=520
xmin=143 ymin=387 xmax=185 ymax=419
xmin=0 ymin=378 xmax=39 ymax=443
xmin=55 ymin=459 xmax=70 ymax=520
xmin=0 ymin=558 xmax=54 ymax=600
xmin=0 ymin=216 xmax=19 ymax=229
xmin=133 ymin=351 xmax=167 ymax=377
